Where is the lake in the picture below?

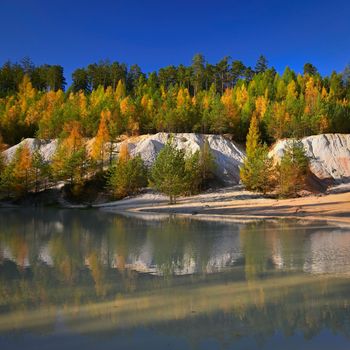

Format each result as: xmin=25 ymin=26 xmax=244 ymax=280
xmin=1 ymin=209 xmax=350 ymax=349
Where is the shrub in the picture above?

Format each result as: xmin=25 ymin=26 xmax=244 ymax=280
xmin=108 ymin=154 xmax=147 ymax=199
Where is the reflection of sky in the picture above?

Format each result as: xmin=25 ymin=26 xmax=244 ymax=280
xmin=2 ymin=217 xmax=350 ymax=277
xmin=304 ymin=230 xmax=350 ymax=275
xmin=2 ymin=212 xmax=350 ymax=348
xmin=1 ymin=328 xmax=349 ymax=350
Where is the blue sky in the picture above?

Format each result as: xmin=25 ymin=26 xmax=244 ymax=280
xmin=1 ymin=0 xmax=350 ymax=84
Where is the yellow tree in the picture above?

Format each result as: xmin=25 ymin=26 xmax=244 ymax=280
xmin=1 ymin=96 xmax=21 ymax=145
xmin=140 ymin=93 xmax=155 ymax=132
xmin=52 ymin=121 xmax=88 ymax=187
xmin=235 ymin=84 xmax=248 ymax=109
xmin=115 ymin=80 xmax=126 ymax=101
xmin=118 ymin=142 xmax=130 ymax=163
xmin=255 ymin=95 xmax=268 ymax=120
xmin=0 ymin=136 xmax=5 ymax=175
xmin=269 ymin=101 xmax=291 ymax=140
xmin=221 ymin=88 xmax=239 ymax=133
xmin=18 ymin=75 xmax=36 ymax=118
xmin=34 ymin=90 xmax=65 ymax=139
xmin=240 ymin=116 xmax=274 ymax=194
xmin=91 ymin=109 xmax=111 ymax=170
xmin=13 ymin=143 xmax=33 ymax=194
xmin=176 ymin=87 xmax=192 ymax=129
xmin=304 ymin=76 xmax=319 ymax=116
xmin=303 ymin=76 xmax=330 ymax=135
xmin=120 ymin=96 xmax=139 ymax=136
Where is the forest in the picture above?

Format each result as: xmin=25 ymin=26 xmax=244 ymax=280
xmin=0 ymin=54 xmax=349 ymax=200
xmin=0 ymin=54 xmax=350 ymax=146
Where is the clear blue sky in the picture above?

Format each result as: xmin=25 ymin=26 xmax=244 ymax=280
xmin=1 ymin=0 xmax=350 ymax=85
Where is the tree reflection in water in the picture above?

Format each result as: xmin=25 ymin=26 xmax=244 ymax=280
xmin=1 ymin=208 xmax=350 ymax=349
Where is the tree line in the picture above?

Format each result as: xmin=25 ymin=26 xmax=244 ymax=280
xmin=0 ymin=54 xmax=349 ymax=200
xmin=1 ymin=54 xmax=350 ymax=146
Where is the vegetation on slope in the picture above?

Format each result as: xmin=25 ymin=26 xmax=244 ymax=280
xmin=0 ymin=54 xmax=348 ymax=201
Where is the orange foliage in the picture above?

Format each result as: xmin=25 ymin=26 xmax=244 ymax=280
xmin=118 ymin=142 xmax=130 ymax=162
xmin=255 ymin=95 xmax=268 ymax=119
xmin=91 ymin=109 xmax=111 ymax=162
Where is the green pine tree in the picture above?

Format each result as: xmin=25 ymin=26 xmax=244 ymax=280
xmin=150 ymin=140 xmax=187 ymax=204
xmin=278 ymin=139 xmax=309 ymax=197
xmin=32 ymin=149 xmax=51 ymax=192
xmin=108 ymin=154 xmax=147 ymax=199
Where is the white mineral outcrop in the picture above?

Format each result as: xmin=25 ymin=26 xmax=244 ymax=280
xmin=120 ymin=133 xmax=245 ymax=184
xmin=2 ymin=138 xmax=58 ymax=162
xmin=4 ymin=133 xmax=350 ymax=186
xmin=270 ymin=134 xmax=350 ymax=184
xmin=2 ymin=133 xmax=245 ymax=185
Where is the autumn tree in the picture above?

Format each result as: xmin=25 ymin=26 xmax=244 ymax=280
xmin=0 ymin=137 xmax=8 ymax=196
xmin=91 ymin=109 xmax=111 ymax=171
xmin=240 ymin=116 xmax=275 ymax=194
xmin=0 ymin=136 xmax=5 ymax=174
xmin=51 ymin=122 xmax=89 ymax=192
xmin=115 ymin=79 xmax=126 ymax=101
xmin=12 ymin=143 xmax=34 ymax=195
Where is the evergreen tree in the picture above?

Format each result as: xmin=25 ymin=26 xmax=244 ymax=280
xmin=71 ymin=68 xmax=90 ymax=93
xmin=184 ymin=140 xmax=216 ymax=195
xmin=191 ymin=53 xmax=205 ymax=95
xmin=303 ymin=63 xmax=318 ymax=76
xmin=150 ymin=140 xmax=187 ymax=204
xmin=278 ymin=139 xmax=309 ymax=197
xmin=231 ymin=60 xmax=246 ymax=86
xmin=184 ymin=151 xmax=201 ymax=194
xmin=199 ymin=137 xmax=216 ymax=185
xmin=216 ymin=56 xmax=231 ymax=93
xmin=108 ymin=152 xmax=147 ymax=199
xmin=0 ymin=161 xmax=15 ymax=198
xmin=32 ymin=149 xmax=51 ymax=192
xmin=255 ymin=55 xmax=268 ymax=74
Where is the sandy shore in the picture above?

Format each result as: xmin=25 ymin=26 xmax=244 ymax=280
xmin=98 ymin=186 xmax=350 ymax=225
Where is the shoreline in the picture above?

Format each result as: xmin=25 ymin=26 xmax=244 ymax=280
xmin=1 ymin=185 xmax=350 ymax=226
xmin=98 ymin=186 xmax=350 ymax=226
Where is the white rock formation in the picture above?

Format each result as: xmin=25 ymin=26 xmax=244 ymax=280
xmin=6 ymin=133 xmax=349 ymax=186
xmin=2 ymin=138 xmax=58 ymax=162
xmin=2 ymin=133 xmax=246 ymax=185
xmin=121 ymin=133 xmax=245 ymax=184
xmin=270 ymin=134 xmax=350 ymax=184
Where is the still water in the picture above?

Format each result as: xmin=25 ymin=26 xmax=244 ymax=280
xmin=1 ymin=209 xmax=350 ymax=349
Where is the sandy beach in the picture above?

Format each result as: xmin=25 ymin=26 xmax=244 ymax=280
xmin=98 ymin=185 xmax=350 ymax=225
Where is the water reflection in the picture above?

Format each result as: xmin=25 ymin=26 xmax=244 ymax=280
xmin=1 ymin=209 xmax=350 ymax=349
